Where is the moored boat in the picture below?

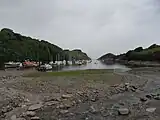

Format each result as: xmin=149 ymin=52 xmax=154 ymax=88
xmin=37 ymin=64 xmax=52 ymax=71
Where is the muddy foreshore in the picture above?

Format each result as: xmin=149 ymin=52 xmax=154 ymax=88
xmin=0 ymin=68 xmax=160 ymax=120
xmin=116 ymin=60 xmax=160 ymax=67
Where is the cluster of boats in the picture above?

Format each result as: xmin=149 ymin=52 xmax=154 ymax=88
xmin=4 ymin=60 xmax=92 ymax=71
xmin=4 ymin=61 xmax=38 ymax=68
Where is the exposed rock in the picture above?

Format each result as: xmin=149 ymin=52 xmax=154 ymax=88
xmin=31 ymin=116 xmax=40 ymax=120
xmin=118 ymin=108 xmax=130 ymax=115
xmin=64 ymin=103 xmax=72 ymax=108
xmin=58 ymin=104 xmax=65 ymax=109
xmin=146 ymin=94 xmax=152 ymax=99
xmin=26 ymin=111 xmax=36 ymax=117
xmin=91 ymin=98 xmax=97 ymax=102
xmin=90 ymin=106 xmax=98 ymax=113
xmin=77 ymin=91 xmax=84 ymax=96
xmin=24 ymin=98 xmax=30 ymax=102
xmin=17 ymin=118 xmax=26 ymax=120
xmin=140 ymin=97 xmax=147 ymax=102
xmin=146 ymin=108 xmax=156 ymax=113
xmin=21 ymin=104 xmax=27 ymax=108
xmin=93 ymin=90 xmax=99 ymax=93
xmin=11 ymin=115 xmax=26 ymax=120
xmin=60 ymin=110 xmax=69 ymax=114
xmin=45 ymin=101 xmax=58 ymax=106
xmin=151 ymin=93 xmax=157 ymax=97
xmin=28 ymin=104 xmax=43 ymax=111
xmin=119 ymin=102 xmax=125 ymax=106
xmin=78 ymin=99 xmax=82 ymax=103
xmin=130 ymin=87 xmax=136 ymax=92
xmin=11 ymin=115 xmax=17 ymax=120
xmin=125 ymin=83 xmax=129 ymax=85
xmin=131 ymin=85 xmax=137 ymax=90
xmin=62 ymin=94 xmax=73 ymax=99
xmin=154 ymin=96 xmax=160 ymax=100
xmin=69 ymin=113 xmax=74 ymax=116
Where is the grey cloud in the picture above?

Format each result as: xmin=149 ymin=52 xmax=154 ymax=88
xmin=0 ymin=0 xmax=160 ymax=58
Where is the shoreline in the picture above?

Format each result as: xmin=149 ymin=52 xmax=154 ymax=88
xmin=102 ymin=59 xmax=160 ymax=67
xmin=117 ymin=60 xmax=160 ymax=67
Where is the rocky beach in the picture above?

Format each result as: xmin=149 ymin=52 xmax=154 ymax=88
xmin=0 ymin=68 xmax=160 ymax=120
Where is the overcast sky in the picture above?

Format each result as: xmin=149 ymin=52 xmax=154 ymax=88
xmin=0 ymin=0 xmax=160 ymax=58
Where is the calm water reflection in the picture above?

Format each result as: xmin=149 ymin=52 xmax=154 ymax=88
xmin=53 ymin=60 xmax=130 ymax=71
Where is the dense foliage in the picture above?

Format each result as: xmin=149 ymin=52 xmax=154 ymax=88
xmin=0 ymin=28 xmax=90 ymax=66
xmin=64 ymin=49 xmax=91 ymax=60
xmin=0 ymin=28 xmax=64 ymax=63
xmin=98 ymin=53 xmax=116 ymax=60
xmin=99 ymin=44 xmax=160 ymax=62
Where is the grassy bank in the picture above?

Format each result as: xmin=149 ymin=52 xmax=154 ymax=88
xmin=24 ymin=69 xmax=114 ymax=77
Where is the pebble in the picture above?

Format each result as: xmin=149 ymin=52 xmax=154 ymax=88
xmin=11 ymin=115 xmax=17 ymax=120
xmin=69 ymin=113 xmax=74 ymax=116
xmin=26 ymin=111 xmax=36 ymax=117
xmin=28 ymin=104 xmax=43 ymax=111
xmin=154 ymin=96 xmax=160 ymax=100
xmin=60 ymin=110 xmax=69 ymax=114
xmin=90 ymin=106 xmax=97 ymax=113
xmin=77 ymin=91 xmax=84 ymax=96
xmin=130 ymin=87 xmax=136 ymax=92
xmin=31 ymin=116 xmax=40 ymax=120
xmin=140 ymin=97 xmax=147 ymax=102
xmin=11 ymin=115 xmax=26 ymax=120
xmin=62 ymin=94 xmax=73 ymax=99
xmin=21 ymin=104 xmax=27 ymax=108
xmin=125 ymin=83 xmax=130 ymax=86
xmin=93 ymin=90 xmax=98 ymax=93
xmin=131 ymin=85 xmax=137 ymax=90
xmin=91 ymin=97 xmax=97 ymax=102
xmin=146 ymin=108 xmax=156 ymax=113
xmin=17 ymin=118 xmax=26 ymax=120
xmin=146 ymin=94 xmax=152 ymax=99
xmin=118 ymin=108 xmax=130 ymax=115
xmin=59 ymin=104 xmax=65 ymax=109
xmin=64 ymin=103 xmax=72 ymax=108
xmin=45 ymin=101 xmax=58 ymax=106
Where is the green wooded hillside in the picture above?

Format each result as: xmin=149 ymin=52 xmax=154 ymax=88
xmin=0 ymin=28 xmax=64 ymax=63
xmin=0 ymin=28 xmax=90 ymax=68
xmin=99 ymin=44 xmax=160 ymax=62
